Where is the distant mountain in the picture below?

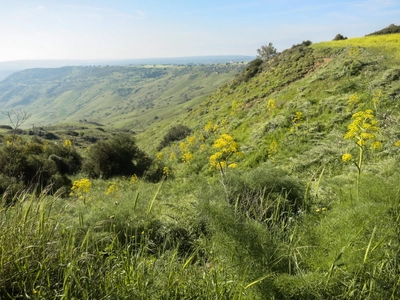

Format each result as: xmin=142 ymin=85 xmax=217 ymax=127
xmin=0 ymin=70 xmax=17 ymax=81
xmin=0 ymin=56 xmax=254 ymax=81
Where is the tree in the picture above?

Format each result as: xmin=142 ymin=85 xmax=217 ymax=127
xmin=157 ymin=124 xmax=192 ymax=150
xmin=333 ymin=34 xmax=347 ymax=41
xmin=256 ymin=42 xmax=278 ymax=60
xmin=83 ymin=133 xmax=152 ymax=179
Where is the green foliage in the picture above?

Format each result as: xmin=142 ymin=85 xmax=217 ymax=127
xmin=0 ymin=136 xmax=81 ymax=200
xmin=83 ymin=133 xmax=152 ymax=179
xmin=233 ymin=58 xmax=264 ymax=85
xmin=157 ymin=124 xmax=192 ymax=150
xmin=256 ymin=42 xmax=278 ymax=60
xmin=333 ymin=33 xmax=348 ymax=41
xmin=366 ymin=23 xmax=400 ymax=36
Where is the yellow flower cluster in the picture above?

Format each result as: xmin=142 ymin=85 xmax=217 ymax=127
xmin=292 ymin=111 xmax=303 ymax=124
xmin=205 ymin=121 xmax=219 ymax=133
xmin=106 ymin=182 xmax=119 ymax=196
xmin=348 ymin=94 xmax=360 ymax=107
xmin=182 ymin=152 xmax=193 ymax=164
xmin=163 ymin=166 xmax=171 ymax=177
xmin=212 ymin=134 xmax=239 ymax=153
xmin=209 ymin=152 xmax=225 ymax=170
xmin=395 ymin=140 xmax=400 ymax=147
xmin=70 ymin=178 xmax=91 ymax=197
xmin=209 ymin=134 xmax=242 ymax=171
xmin=341 ymin=153 xmax=352 ymax=162
xmin=267 ymin=99 xmax=277 ymax=112
xmin=231 ymin=100 xmax=241 ymax=116
xmin=156 ymin=152 xmax=164 ymax=161
xmin=169 ymin=152 xmax=177 ymax=161
xmin=186 ymin=135 xmax=196 ymax=145
xmin=344 ymin=110 xmax=379 ymax=147
xmin=179 ymin=141 xmax=187 ymax=153
xmin=130 ymin=174 xmax=139 ymax=184
xmin=63 ymin=139 xmax=73 ymax=148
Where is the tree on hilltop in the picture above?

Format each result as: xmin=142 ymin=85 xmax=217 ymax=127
xmin=256 ymin=42 xmax=278 ymax=60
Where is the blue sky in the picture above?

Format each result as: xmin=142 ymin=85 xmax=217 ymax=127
xmin=0 ymin=0 xmax=398 ymax=62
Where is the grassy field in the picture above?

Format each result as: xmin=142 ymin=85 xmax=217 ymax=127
xmin=1 ymin=34 xmax=400 ymax=299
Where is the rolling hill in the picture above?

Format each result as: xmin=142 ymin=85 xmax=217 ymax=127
xmin=0 ymin=62 xmax=247 ymax=129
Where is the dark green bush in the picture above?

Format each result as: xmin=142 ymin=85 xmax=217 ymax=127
xmin=333 ymin=33 xmax=347 ymax=41
xmin=46 ymin=143 xmax=82 ymax=175
xmin=157 ymin=124 xmax=192 ymax=150
xmin=366 ymin=24 xmax=400 ymax=36
xmin=0 ymin=136 xmax=81 ymax=201
xmin=83 ymin=133 xmax=152 ymax=179
xmin=234 ymin=58 xmax=264 ymax=85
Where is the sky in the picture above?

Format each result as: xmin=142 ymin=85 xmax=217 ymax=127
xmin=0 ymin=0 xmax=399 ymax=62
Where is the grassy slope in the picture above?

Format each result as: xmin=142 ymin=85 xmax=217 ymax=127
xmin=160 ymin=34 xmax=400 ymax=177
xmin=0 ymin=64 xmax=245 ymax=131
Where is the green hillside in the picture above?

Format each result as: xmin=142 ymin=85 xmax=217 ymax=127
xmin=0 ymin=63 xmax=246 ymax=129
xmin=170 ymin=34 xmax=400 ymax=175
xmin=1 ymin=33 xmax=400 ymax=299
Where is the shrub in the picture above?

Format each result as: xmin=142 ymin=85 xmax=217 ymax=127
xmin=83 ymin=133 xmax=152 ymax=179
xmin=0 ymin=136 xmax=77 ymax=201
xmin=333 ymin=33 xmax=348 ymax=41
xmin=157 ymin=124 xmax=192 ymax=150
xmin=366 ymin=24 xmax=400 ymax=36
xmin=240 ymin=58 xmax=263 ymax=82
xmin=46 ymin=142 xmax=82 ymax=175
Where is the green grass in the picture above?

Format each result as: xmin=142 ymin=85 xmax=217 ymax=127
xmin=2 ymin=161 xmax=400 ymax=299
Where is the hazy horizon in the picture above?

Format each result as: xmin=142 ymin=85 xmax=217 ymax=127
xmin=0 ymin=0 xmax=399 ymax=63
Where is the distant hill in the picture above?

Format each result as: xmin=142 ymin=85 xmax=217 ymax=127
xmin=0 ymin=55 xmax=254 ymax=81
xmin=0 ymin=63 xmax=247 ymax=129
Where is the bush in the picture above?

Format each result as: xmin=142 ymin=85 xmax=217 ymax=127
xmin=83 ymin=133 xmax=152 ymax=179
xmin=46 ymin=143 xmax=82 ymax=175
xmin=333 ymin=33 xmax=347 ymax=41
xmin=366 ymin=24 xmax=400 ymax=36
xmin=0 ymin=137 xmax=79 ymax=201
xmin=157 ymin=124 xmax=192 ymax=150
xmin=240 ymin=58 xmax=263 ymax=82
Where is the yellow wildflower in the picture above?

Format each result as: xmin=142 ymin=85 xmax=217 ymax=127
xmin=63 ymin=139 xmax=73 ymax=148
xmin=342 ymin=153 xmax=352 ymax=162
xmin=70 ymin=178 xmax=91 ymax=197
xmin=130 ymin=174 xmax=139 ymax=184
xmin=156 ymin=152 xmax=164 ymax=161
xmin=267 ymin=99 xmax=276 ymax=111
xmin=163 ymin=166 xmax=171 ymax=177
xmin=182 ymin=152 xmax=193 ymax=164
